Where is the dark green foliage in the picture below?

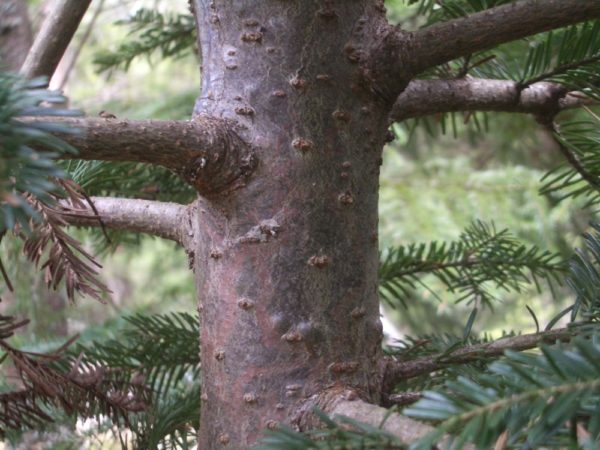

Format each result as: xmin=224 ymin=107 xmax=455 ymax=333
xmin=61 ymin=312 xmax=199 ymax=397
xmin=464 ymin=22 xmax=600 ymax=87
xmin=541 ymin=119 xmax=600 ymax=207
xmin=63 ymin=160 xmax=196 ymax=203
xmin=379 ymin=221 xmax=564 ymax=308
xmin=404 ymin=334 xmax=600 ymax=450
xmin=125 ymin=384 xmax=200 ymax=450
xmin=567 ymin=223 xmax=600 ymax=323
xmin=94 ymin=8 xmax=197 ymax=74
xmin=0 ymin=72 xmax=80 ymax=231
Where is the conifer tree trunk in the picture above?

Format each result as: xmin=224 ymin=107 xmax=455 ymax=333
xmin=191 ymin=1 xmax=392 ymax=447
xmin=25 ymin=1 xmax=600 ymax=447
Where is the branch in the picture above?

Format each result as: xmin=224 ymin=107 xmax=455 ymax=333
xmin=21 ymin=116 xmax=256 ymax=195
xmin=59 ymin=197 xmax=192 ymax=247
xmin=20 ymin=0 xmax=92 ymax=79
xmin=296 ymin=390 xmax=435 ymax=445
xmin=330 ymin=398 xmax=434 ymax=443
xmin=382 ymin=328 xmax=574 ymax=392
xmin=406 ymin=0 xmax=600 ymax=75
xmin=391 ymin=78 xmax=592 ymax=122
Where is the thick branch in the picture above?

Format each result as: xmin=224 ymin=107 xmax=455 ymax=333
xmin=331 ymin=398 xmax=434 ymax=443
xmin=383 ymin=328 xmax=573 ymax=392
xmin=60 ymin=197 xmax=191 ymax=247
xmin=391 ymin=78 xmax=591 ymax=122
xmin=20 ymin=0 xmax=91 ymax=79
xmin=295 ymin=388 xmax=435 ymax=444
xmin=406 ymin=0 xmax=600 ymax=75
xmin=22 ymin=116 xmax=256 ymax=195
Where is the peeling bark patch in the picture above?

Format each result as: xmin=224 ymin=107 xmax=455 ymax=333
xmin=235 ymin=219 xmax=281 ymax=245
xmin=241 ymin=31 xmax=263 ymax=43
xmin=290 ymin=76 xmax=307 ymax=89
xmin=237 ymin=298 xmax=255 ymax=310
xmin=285 ymin=384 xmax=303 ymax=397
xmin=307 ymin=255 xmax=330 ymax=268
xmin=282 ymin=330 xmax=303 ymax=342
xmin=235 ymin=106 xmax=255 ymax=116
xmin=317 ymin=8 xmax=337 ymax=20
xmin=350 ymin=306 xmax=366 ymax=319
xmin=329 ymin=361 xmax=360 ymax=374
xmin=292 ymin=138 xmax=314 ymax=153
xmin=344 ymin=44 xmax=361 ymax=63
xmin=332 ymin=110 xmax=350 ymax=122
xmin=338 ymin=191 xmax=354 ymax=205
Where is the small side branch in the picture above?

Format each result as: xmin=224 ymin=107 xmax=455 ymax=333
xmin=296 ymin=390 xmax=435 ymax=445
xmin=20 ymin=0 xmax=92 ymax=79
xmin=22 ymin=116 xmax=256 ymax=195
xmin=60 ymin=197 xmax=192 ymax=247
xmin=382 ymin=328 xmax=573 ymax=392
xmin=391 ymin=78 xmax=590 ymax=122
xmin=406 ymin=0 xmax=600 ymax=75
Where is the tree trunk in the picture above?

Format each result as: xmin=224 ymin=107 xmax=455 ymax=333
xmin=191 ymin=1 xmax=391 ymax=447
xmin=0 ymin=0 xmax=32 ymax=72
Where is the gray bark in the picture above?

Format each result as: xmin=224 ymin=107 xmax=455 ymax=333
xmin=20 ymin=0 xmax=91 ymax=80
xmin=0 ymin=0 xmax=32 ymax=71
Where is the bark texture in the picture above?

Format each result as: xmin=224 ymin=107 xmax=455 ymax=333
xmin=191 ymin=1 xmax=390 ymax=447
xmin=0 ymin=0 xmax=32 ymax=71
xmin=23 ymin=117 xmax=255 ymax=195
xmin=405 ymin=0 xmax=600 ymax=74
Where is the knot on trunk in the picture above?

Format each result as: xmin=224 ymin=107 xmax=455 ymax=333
xmin=180 ymin=116 xmax=257 ymax=196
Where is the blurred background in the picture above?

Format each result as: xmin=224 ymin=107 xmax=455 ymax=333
xmin=0 ymin=0 xmax=592 ymax=447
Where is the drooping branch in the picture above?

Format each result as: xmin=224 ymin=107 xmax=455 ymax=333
xmin=59 ymin=197 xmax=193 ymax=247
xmin=405 ymin=0 xmax=600 ymax=75
xmin=21 ymin=116 xmax=256 ymax=195
xmin=391 ymin=78 xmax=592 ymax=123
xmin=20 ymin=0 xmax=92 ymax=79
xmin=382 ymin=328 xmax=574 ymax=393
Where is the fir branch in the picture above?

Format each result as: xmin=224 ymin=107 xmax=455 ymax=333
xmin=379 ymin=221 xmax=564 ymax=308
xmin=405 ymin=335 xmax=600 ymax=449
xmin=540 ymin=119 xmax=600 ymax=207
xmin=94 ymin=8 xmax=196 ymax=74
xmin=384 ymin=327 xmax=575 ymax=385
